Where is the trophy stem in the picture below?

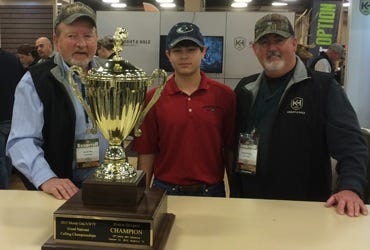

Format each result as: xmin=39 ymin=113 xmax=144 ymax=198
xmin=94 ymin=144 xmax=137 ymax=181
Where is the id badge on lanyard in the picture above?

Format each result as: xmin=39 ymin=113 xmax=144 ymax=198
xmin=76 ymin=138 xmax=100 ymax=168
xmin=237 ymin=130 xmax=258 ymax=175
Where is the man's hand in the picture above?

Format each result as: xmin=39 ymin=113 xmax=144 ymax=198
xmin=40 ymin=178 xmax=79 ymax=200
xmin=325 ymin=190 xmax=368 ymax=217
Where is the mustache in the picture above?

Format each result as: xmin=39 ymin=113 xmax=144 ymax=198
xmin=266 ymin=51 xmax=281 ymax=59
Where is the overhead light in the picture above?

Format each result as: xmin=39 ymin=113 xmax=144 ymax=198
xmin=231 ymin=2 xmax=248 ymax=8
xmin=233 ymin=0 xmax=252 ymax=2
xmin=160 ymin=3 xmax=176 ymax=8
xmin=272 ymin=2 xmax=288 ymax=6
xmin=111 ymin=3 xmax=127 ymax=8
xmin=156 ymin=0 xmax=173 ymax=3
xmin=343 ymin=2 xmax=350 ymax=7
xmin=103 ymin=0 xmax=119 ymax=3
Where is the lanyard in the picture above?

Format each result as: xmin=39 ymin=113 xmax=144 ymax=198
xmin=79 ymin=83 xmax=89 ymax=124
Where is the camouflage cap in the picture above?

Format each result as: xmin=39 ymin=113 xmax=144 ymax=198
xmin=54 ymin=2 xmax=96 ymax=32
xmin=254 ymin=14 xmax=294 ymax=42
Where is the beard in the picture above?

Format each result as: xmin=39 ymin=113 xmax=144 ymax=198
xmin=69 ymin=57 xmax=92 ymax=69
xmin=262 ymin=51 xmax=285 ymax=72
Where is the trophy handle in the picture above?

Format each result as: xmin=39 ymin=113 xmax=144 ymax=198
xmin=68 ymin=65 xmax=97 ymax=134
xmin=134 ymin=69 xmax=167 ymax=137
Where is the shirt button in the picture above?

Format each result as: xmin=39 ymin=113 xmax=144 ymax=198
xmin=188 ymin=108 xmax=192 ymax=112
xmin=188 ymin=97 xmax=191 ymax=101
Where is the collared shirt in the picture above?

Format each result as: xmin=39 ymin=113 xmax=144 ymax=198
xmin=37 ymin=51 xmax=56 ymax=64
xmin=6 ymin=57 xmax=108 ymax=188
xmin=132 ymin=72 xmax=236 ymax=185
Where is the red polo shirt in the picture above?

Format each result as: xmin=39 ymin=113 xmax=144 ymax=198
xmin=132 ymin=72 xmax=236 ymax=185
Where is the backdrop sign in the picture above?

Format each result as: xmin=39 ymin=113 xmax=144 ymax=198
xmin=360 ymin=0 xmax=370 ymax=15
xmin=308 ymin=0 xmax=342 ymax=61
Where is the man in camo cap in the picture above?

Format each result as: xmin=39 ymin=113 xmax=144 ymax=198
xmin=232 ymin=14 xmax=368 ymax=217
xmin=7 ymin=2 xmax=108 ymax=199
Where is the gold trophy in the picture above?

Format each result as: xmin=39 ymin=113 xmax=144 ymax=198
xmin=68 ymin=27 xmax=166 ymax=206
xmin=70 ymin=27 xmax=164 ymax=182
xmin=42 ymin=28 xmax=175 ymax=250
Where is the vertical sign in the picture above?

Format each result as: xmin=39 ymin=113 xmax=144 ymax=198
xmin=360 ymin=0 xmax=370 ymax=15
xmin=308 ymin=1 xmax=342 ymax=62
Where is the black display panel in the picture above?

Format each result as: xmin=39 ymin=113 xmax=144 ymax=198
xmin=159 ymin=35 xmax=224 ymax=73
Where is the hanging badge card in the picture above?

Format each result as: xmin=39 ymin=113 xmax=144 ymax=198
xmin=238 ymin=132 xmax=258 ymax=175
xmin=76 ymin=138 xmax=100 ymax=168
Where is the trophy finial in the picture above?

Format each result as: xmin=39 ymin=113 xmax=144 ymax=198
xmin=112 ymin=27 xmax=128 ymax=62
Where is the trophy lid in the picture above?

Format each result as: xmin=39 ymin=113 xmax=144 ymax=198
xmin=87 ymin=27 xmax=148 ymax=82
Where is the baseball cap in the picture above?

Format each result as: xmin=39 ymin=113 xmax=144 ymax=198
xmin=254 ymin=14 xmax=294 ymax=42
xmin=54 ymin=2 xmax=96 ymax=31
xmin=166 ymin=22 xmax=204 ymax=49
xmin=328 ymin=43 xmax=345 ymax=59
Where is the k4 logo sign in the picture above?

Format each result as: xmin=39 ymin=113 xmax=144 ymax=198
xmin=234 ymin=37 xmax=246 ymax=51
xmin=360 ymin=0 xmax=370 ymax=15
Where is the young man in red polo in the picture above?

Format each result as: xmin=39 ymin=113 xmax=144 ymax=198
xmin=132 ymin=22 xmax=236 ymax=197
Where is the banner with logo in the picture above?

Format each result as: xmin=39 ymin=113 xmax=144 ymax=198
xmin=308 ymin=0 xmax=342 ymax=62
xmin=360 ymin=0 xmax=370 ymax=15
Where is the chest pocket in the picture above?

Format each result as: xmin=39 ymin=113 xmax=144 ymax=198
xmin=197 ymin=104 xmax=223 ymax=127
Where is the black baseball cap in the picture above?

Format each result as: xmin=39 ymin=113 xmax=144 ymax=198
xmin=166 ymin=22 xmax=204 ymax=49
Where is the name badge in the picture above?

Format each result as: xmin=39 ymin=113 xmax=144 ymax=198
xmin=76 ymin=138 xmax=100 ymax=168
xmin=237 ymin=132 xmax=258 ymax=175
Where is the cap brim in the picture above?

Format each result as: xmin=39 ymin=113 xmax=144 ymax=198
xmin=62 ymin=13 xmax=96 ymax=26
xmin=169 ymin=37 xmax=204 ymax=49
xmin=255 ymin=30 xmax=292 ymax=42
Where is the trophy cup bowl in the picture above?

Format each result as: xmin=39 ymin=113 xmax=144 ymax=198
xmin=69 ymin=62 xmax=166 ymax=181
xmin=68 ymin=27 xmax=167 ymax=206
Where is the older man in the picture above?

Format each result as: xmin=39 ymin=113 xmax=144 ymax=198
xmin=309 ymin=43 xmax=344 ymax=74
xmin=35 ymin=36 xmax=54 ymax=63
xmin=7 ymin=2 xmax=108 ymax=199
xmin=233 ymin=14 xmax=368 ymax=217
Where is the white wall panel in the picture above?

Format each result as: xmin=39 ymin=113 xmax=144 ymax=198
xmin=97 ymin=11 xmax=160 ymax=75
xmin=345 ymin=0 xmax=370 ymax=128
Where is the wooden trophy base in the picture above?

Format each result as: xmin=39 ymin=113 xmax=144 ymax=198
xmin=82 ymin=170 xmax=146 ymax=206
xmin=42 ymin=188 xmax=175 ymax=250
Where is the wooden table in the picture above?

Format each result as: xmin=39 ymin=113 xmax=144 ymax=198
xmin=1 ymin=190 xmax=370 ymax=250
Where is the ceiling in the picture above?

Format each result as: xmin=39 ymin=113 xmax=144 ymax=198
xmin=74 ymin=0 xmax=317 ymax=14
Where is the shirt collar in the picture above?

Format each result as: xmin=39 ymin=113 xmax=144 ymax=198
xmin=166 ymin=71 xmax=209 ymax=95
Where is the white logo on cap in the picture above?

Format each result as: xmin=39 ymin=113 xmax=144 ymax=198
xmin=176 ymin=25 xmax=194 ymax=34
